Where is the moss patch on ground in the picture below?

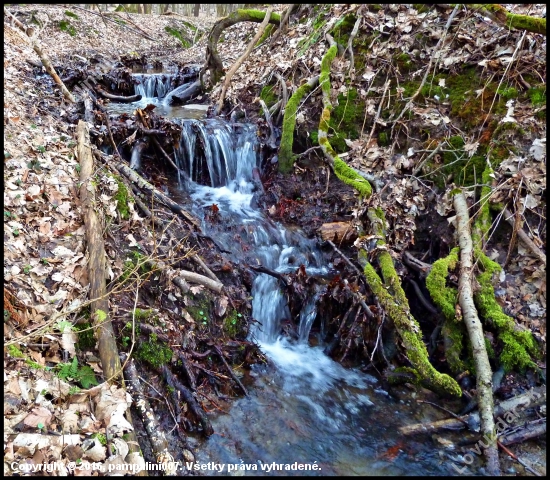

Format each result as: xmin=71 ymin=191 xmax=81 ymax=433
xmin=135 ymin=333 xmax=173 ymax=368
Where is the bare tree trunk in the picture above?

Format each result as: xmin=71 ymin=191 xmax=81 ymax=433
xmin=194 ymin=4 xmax=200 ymax=17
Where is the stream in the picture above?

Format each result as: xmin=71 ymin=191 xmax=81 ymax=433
xmin=108 ymin=72 xmax=457 ymax=476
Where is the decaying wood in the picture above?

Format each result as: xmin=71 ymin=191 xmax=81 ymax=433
xmin=217 ymin=7 xmax=273 ymax=114
xmin=164 ymin=80 xmax=202 ymax=105
xmin=77 ymin=120 xmax=143 ymax=468
xmin=500 ymin=418 xmax=546 ymax=446
xmin=454 ymin=192 xmax=500 ymax=476
xmin=213 ymin=345 xmax=248 ymax=396
xmin=160 ymin=365 xmax=214 ymax=437
xmin=402 ymin=251 xmax=432 ymax=279
xmin=5 ymin=8 xmax=75 ymax=103
xmin=400 ymin=386 xmax=546 ymax=435
xmin=318 ymin=222 xmax=357 ymax=245
xmin=177 ymin=270 xmax=223 ymax=293
xmin=121 ymin=356 xmax=179 ymax=475
xmin=129 ymin=138 xmax=148 ymax=171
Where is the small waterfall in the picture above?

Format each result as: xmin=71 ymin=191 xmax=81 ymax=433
xmin=133 ymin=73 xmax=176 ymax=99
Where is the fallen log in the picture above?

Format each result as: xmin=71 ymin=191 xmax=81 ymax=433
xmin=95 ymin=86 xmax=142 ymax=103
xmin=76 ymin=120 xmax=143 ymax=469
xmin=164 ymin=80 xmax=202 ymax=105
xmin=121 ymin=356 xmax=179 ymax=475
xmin=500 ymin=418 xmax=546 ymax=446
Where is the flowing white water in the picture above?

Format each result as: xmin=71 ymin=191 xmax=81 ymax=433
xmin=107 ymin=76 xmax=455 ymax=474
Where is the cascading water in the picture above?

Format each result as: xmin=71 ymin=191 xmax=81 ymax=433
xmin=133 ymin=73 xmax=176 ymax=99
xmin=106 ymin=77 xmax=455 ymax=474
xmin=170 ymin=117 xmax=451 ymax=475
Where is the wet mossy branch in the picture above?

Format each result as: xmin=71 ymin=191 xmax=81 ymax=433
xmin=359 ymin=209 xmax=462 ymax=397
xmin=278 ymin=76 xmax=319 ymax=173
xmin=317 ymin=34 xmax=372 ymax=197
xmin=204 ymin=9 xmax=281 ymax=85
xmin=467 ymin=4 xmax=546 ymax=36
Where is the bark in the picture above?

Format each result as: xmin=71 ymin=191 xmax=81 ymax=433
xmin=216 ymin=7 xmax=273 ymax=113
xmin=5 ymin=8 xmax=75 ymax=103
xmin=77 ymin=121 xmax=143 ymax=470
xmin=204 ymin=9 xmax=281 ymax=85
xmin=454 ymin=192 xmax=500 ymax=476
xmin=164 ymin=80 xmax=202 ymax=105
xmin=121 ymin=356 xmax=179 ymax=475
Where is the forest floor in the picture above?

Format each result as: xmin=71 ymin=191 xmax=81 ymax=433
xmin=4 ymin=4 xmax=546 ymax=476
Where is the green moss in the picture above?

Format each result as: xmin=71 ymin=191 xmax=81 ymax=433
xmin=120 ymin=250 xmax=151 ymax=284
xmin=135 ymin=334 xmax=173 ymax=369
xmin=442 ymin=319 xmax=466 ymax=373
xmin=74 ymin=322 xmax=96 ymax=350
xmin=260 ymin=84 xmax=278 ymax=108
xmin=223 ymin=310 xmax=243 ymax=338
xmin=473 ymin=249 xmax=539 ymax=373
xmin=497 ymin=86 xmax=518 ymax=101
xmin=360 ymin=212 xmax=461 ymax=397
xmin=256 ymin=23 xmax=275 ymax=46
xmin=378 ymin=131 xmax=389 ymax=146
xmin=8 ymin=344 xmax=25 ymax=358
xmin=58 ymin=20 xmax=77 ymax=36
xmin=426 ymin=248 xmax=460 ymax=321
xmin=236 ymin=9 xmax=281 ymax=23
xmin=331 ymin=13 xmax=358 ymax=45
xmin=297 ymin=5 xmax=329 ymax=56
xmin=528 ymin=86 xmax=546 ymax=107
xmin=109 ymin=174 xmax=131 ymax=220
xmin=165 ymin=26 xmax=191 ymax=48
xmin=394 ymin=52 xmax=414 ymax=74
xmin=279 ymin=79 xmax=317 ymax=173
xmin=329 ymin=88 xmax=363 ymax=153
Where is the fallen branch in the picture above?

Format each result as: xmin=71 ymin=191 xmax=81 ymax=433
xmin=95 ymin=86 xmax=142 ymax=103
xmin=213 ymin=345 xmax=248 ymax=396
xmin=453 ymin=191 xmax=500 ymax=476
xmin=400 ymin=386 xmax=545 ymax=435
xmin=5 ymin=8 xmax=75 ymax=103
xmin=216 ymin=7 xmax=273 ymax=114
xmin=503 ymin=207 xmax=546 ymax=265
xmin=160 ymin=365 xmax=214 ymax=437
xmin=121 ymin=356 xmax=179 ymax=475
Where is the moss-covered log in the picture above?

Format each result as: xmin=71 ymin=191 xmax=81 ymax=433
xmin=278 ymin=76 xmax=319 ymax=173
xmin=316 ymin=35 xmax=372 ymax=197
xmin=468 ymin=4 xmax=546 ymax=36
xmin=360 ymin=209 xmax=462 ymax=397
xmin=205 ymin=9 xmax=281 ymax=85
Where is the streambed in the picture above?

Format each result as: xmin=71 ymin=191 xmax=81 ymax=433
xmin=107 ymin=71 xmax=463 ymax=475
